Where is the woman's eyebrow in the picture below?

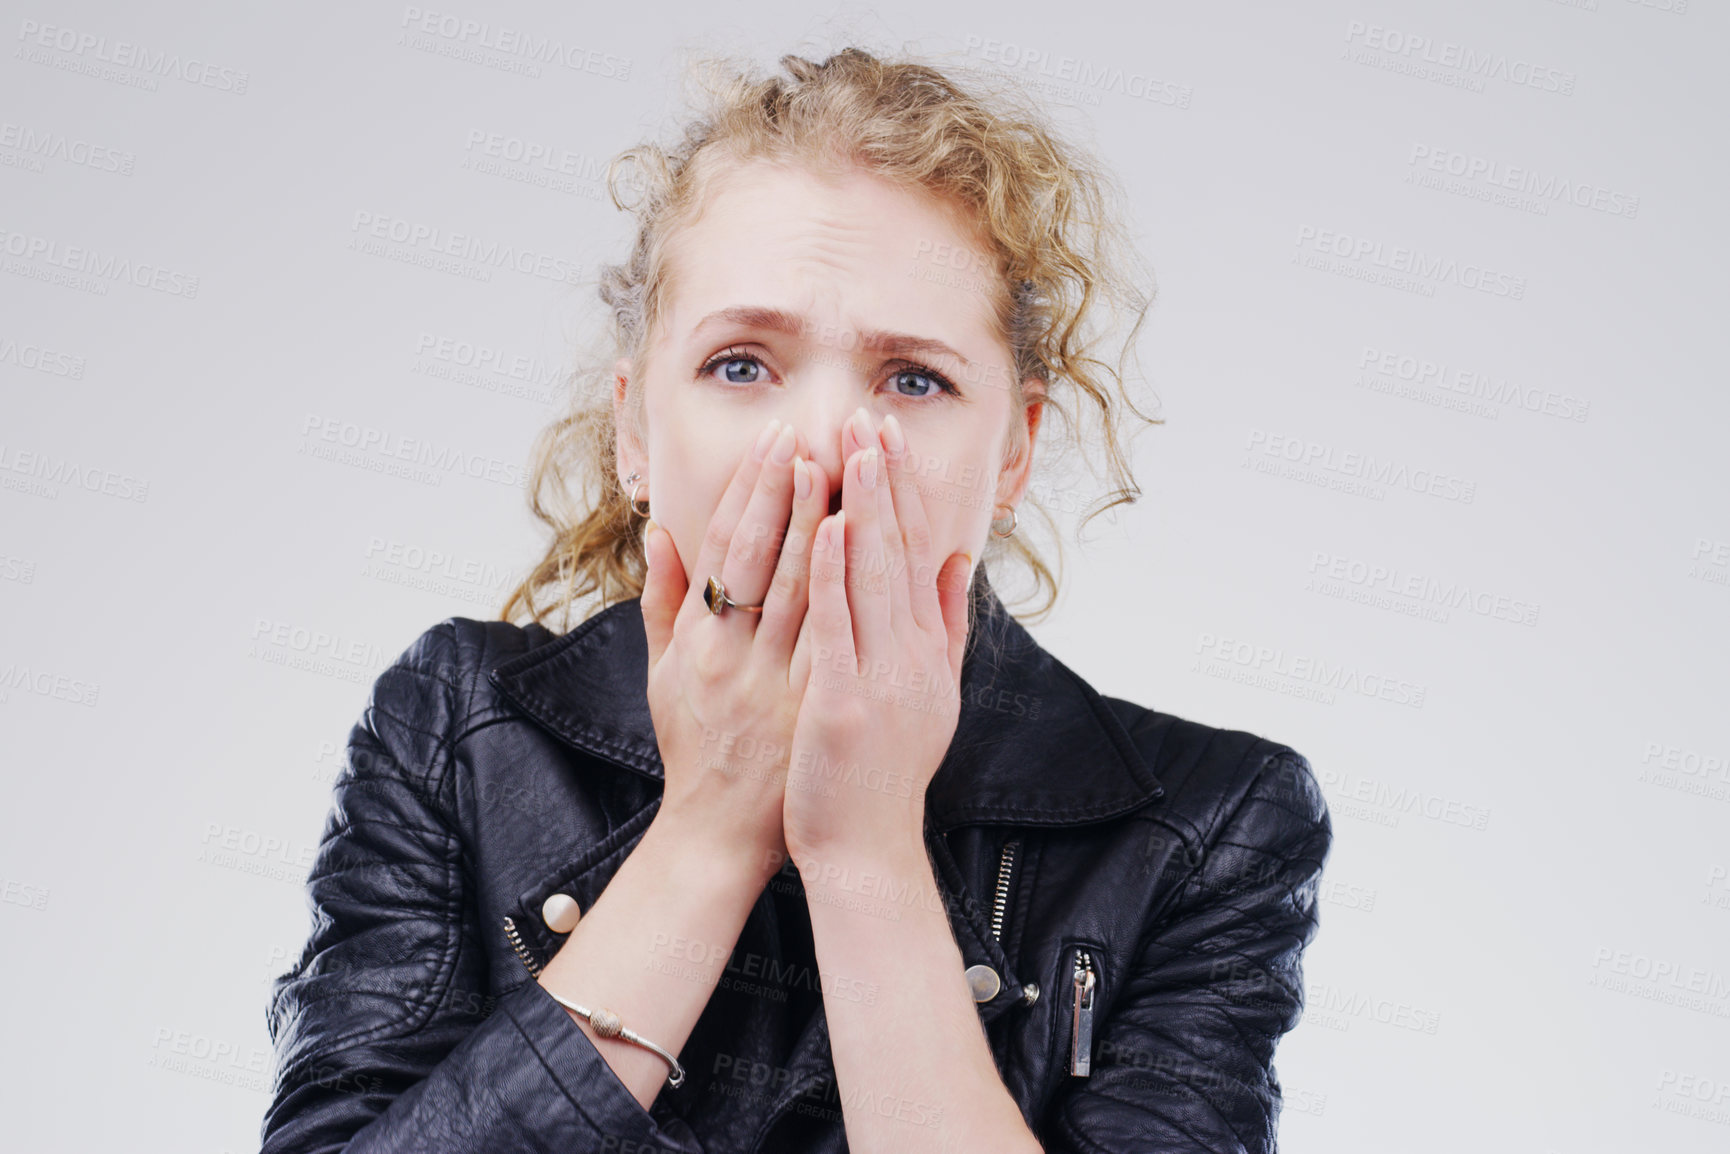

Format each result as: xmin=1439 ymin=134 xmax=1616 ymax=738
xmin=692 ymin=305 xmax=974 ymax=369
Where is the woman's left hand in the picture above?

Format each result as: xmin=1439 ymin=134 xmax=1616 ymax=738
xmin=782 ymin=409 xmax=975 ymax=863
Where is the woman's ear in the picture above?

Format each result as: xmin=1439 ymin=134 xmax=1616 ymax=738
xmin=995 ymin=375 xmax=1047 ymax=507
xmin=612 ymin=356 xmax=646 ymax=478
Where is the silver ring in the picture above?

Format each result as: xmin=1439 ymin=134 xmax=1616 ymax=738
xmin=623 ymin=472 xmax=650 ymax=518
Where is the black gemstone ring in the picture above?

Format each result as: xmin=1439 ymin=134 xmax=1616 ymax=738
xmin=703 ymin=576 xmax=764 ymax=616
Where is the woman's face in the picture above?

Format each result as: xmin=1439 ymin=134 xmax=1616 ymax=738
xmin=615 ymin=157 xmax=1043 ymax=603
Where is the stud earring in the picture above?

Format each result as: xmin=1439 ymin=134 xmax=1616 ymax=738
xmin=990 ymin=505 xmax=1018 ymax=538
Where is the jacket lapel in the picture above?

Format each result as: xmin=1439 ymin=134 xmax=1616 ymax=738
xmin=486 ymin=569 xmax=1166 ymax=833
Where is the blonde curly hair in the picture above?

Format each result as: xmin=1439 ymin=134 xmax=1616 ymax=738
xmin=500 ymin=45 xmax=1159 ymax=632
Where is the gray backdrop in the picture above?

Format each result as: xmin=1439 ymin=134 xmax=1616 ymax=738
xmin=3 ymin=1 xmax=1726 ymax=1150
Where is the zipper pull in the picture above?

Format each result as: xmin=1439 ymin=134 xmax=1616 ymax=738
xmin=1069 ymin=948 xmax=1096 ymax=1077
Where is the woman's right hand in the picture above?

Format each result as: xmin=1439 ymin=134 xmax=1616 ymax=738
xmin=639 ymin=417 xmax=832 ymax=872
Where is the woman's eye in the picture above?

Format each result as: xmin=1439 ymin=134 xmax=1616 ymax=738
xmin=701 ymin=352 xmax=954 ymax=397
xmin=703 ymin=353 xmax=766 ymax=384
xmin=720 ymin=358 xmax=761 ymax=384
xmin=890 ymin=368 xmax=948 ymax=397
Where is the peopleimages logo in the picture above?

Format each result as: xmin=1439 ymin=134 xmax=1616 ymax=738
xmin=0 ymin=121 xmax=135 ymax=175
xmin=1317 ymin=768 xmax=1490 ymax=830
xmin=1407 ymin=144 xmax=1639 ymax=219
xmin=1192 ymin=632 xmax=1428 ymax=708
xmin=15 ymin=20 xmax=251 ymax=94
xmin=1342 ymin=20 xmax=1576 ymax=95
xmin=397 ymin=7 xmax=631 ymax=80
xmin=1357 ymin=346 xmax=1590 ymax=423
xmin=0 ymin=442 xmax=150 ymax=502
xmin=299 ymin=414 xmax=526 ymax=489
xmin=0 ymin=661 xmax=101 ymax=707
xmin=1304 ymin=981 xmax=1443 ymax=1034
xmin=0 ymin=333 xmax=85 ymax=379
xmin=1243 ymin=428 xmax=1478 ymax=504
xmin=1588 ymin=947 xmax=1730 ymax=1015
xmin=1294 ymin=225 xmax=1527 ymax=301
xmin=1306 ymin=551 xmax=1541 ymax=627
xmin=961 ymin=35 xmax=1193 ymax=108
xmin=349 ymin=211 xmax=580 ymax=285
xmin=413 ymin=332 xmax=561 ymax=392
xmin=0 ymin=226 xmax=200 ymax=298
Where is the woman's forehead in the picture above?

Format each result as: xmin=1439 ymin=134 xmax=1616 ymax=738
xmin=659 ymin=159 xmax=1006 ymax=347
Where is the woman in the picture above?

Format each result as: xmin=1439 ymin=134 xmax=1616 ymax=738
xmin=263 ymin=48 xmax=1332 ymax=1154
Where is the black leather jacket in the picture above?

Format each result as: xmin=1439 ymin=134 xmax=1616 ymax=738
xmin=262 ymin=579 xmax=1332 ymax=1153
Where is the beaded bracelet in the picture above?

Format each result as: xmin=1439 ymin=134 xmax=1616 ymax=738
xmin=545 ymin=989 xmax=687 ymax=1088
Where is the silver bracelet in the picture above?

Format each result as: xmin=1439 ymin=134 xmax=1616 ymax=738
xmin=545 ymin=989 xmax=686 ymax=1088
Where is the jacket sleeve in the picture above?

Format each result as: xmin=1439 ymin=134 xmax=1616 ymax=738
xmin=1041 ymin=747 xmax=1333 ymax=1154
xmin=260 ymin=621 xmax=703 ymax=1154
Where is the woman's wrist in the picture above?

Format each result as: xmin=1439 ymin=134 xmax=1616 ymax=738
xmin=646 ymin=799 xmax=784 ymax=889
xmin=787 ymin=820 xmax=925 ymax=867
xmin=531 ymin=794 xmax=777 ymax=1106
xmin=785 ymin=819 xmax=930 ymax=886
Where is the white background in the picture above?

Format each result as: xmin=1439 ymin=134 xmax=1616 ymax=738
xmin=2 ymin=2 xmax=1726 ymax=1151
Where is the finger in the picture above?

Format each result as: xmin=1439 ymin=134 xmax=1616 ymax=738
xmin=808 ymin=511 xmax=855 ymax=678
xmin=875 ymin=435 xmax=912 ymax=635
xmin=683 ymin=417 xmax=779 ymax=627
xmin=640 ymin=523 xmax=686 ymax=668
xmin=789 ymin=610 xmax=813 ymax=693
xmin=721 ymin=422 xmax=799 ymax=612
xmin=842 ymin=405 xmax=872 ymax=463
xmin=936 ymin=551 xmax=972 ymax=683
xmin=881 ymin=413 xmax=941 ymax=634
xmin=843 ymin=443 xmax=893 ymax=657
xmin=757 ymin=455 xmax=829 ymax=663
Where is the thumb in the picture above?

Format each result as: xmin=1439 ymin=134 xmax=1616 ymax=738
xmin=641 ymin=522 xmax=685 ymax=667
xmin=936 ymin=551 xmax=973 ymax=683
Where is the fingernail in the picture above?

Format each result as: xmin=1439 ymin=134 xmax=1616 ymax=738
xmin=881 ymin=413 xmax=905 ymax=457
xmin=753 ymin=418 xmax=782 ymax=461
xmin=770 ymin=423 xmax=797 ymax=464
xmin=851 ymin=406 xmax=874 ymax=446
xmin=793 ymin=456 xmax=811 ymax=499
xmin=860 ymin=447 xmax=878 ymax=490
xmin=645 ymin=518 xmax=659 ymax=536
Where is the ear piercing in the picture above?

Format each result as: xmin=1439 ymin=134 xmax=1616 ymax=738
xmin=623 ymin=471 xmax=650 ymax=518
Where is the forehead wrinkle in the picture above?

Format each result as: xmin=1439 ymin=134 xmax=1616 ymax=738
xmin=772 ymin=206 xmax=875 ymax=260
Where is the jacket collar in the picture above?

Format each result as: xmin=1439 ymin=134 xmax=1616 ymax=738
xmin=486 ymin=570 xmax=1165 ymax=834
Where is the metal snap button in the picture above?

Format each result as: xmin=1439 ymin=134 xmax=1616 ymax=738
xmin=1021 ymin=980 xmax=1040 ymax=1006
xmin=541 ymin=892 xmax=581 ymax=934
xmin=964 ymin=963 xmax=1001 ymax=1003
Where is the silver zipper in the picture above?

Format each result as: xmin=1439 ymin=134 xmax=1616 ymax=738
xmin=988 ymin=838 xmax=1041 ymax=1006
xmin=502 ymin=915 xmax=543 ymax=978
xmin=1069 ymin=948 xmax=1096 ymax=1077
xmin=989 ymin=839 xmax=1020 ymax=943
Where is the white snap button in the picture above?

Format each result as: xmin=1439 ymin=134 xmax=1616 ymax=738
xmin=965 ymin=963 xmax=1001 ymax=1002
xmin=541 ymin=892 xmax=581 ymax=934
